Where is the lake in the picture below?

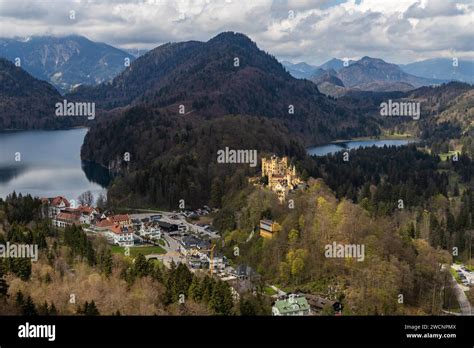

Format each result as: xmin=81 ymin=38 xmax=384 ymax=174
xmin=0 ymin=128 xmax=110 ymax=201
xmin=307 ymin=139 xmax=415 ymax=156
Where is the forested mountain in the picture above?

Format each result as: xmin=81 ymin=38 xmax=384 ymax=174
xmin=79 ymin=32 xmax=383 ymax=208
xmin=0 ymin=58 xmax=83 ymax=130
xmin=340 ymin=82 xmax=473 ymax=151
xmin=0 ymin=35 xmax=134 ymax=93
xmin=215 ymin=177 xmax=470 ymax=314
xmin=83 ymin=110 xmax=308 ymax=208
xmin=71 ymin=31 xmax=377 ymax=145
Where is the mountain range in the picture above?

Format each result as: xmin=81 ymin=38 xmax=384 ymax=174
xmin=71 ymin=32 xmax=377 ymax=143
xmin=283 ymin=56 xmax=472 ymax=97
xmin=0 ymin=35 xmax=135 ymax=93
xmin=1 ymin=33 xmax=470 ymax=97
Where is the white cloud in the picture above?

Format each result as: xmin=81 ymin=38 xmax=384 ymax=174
xmin=0 ymin=0 xmax=472 ymax=64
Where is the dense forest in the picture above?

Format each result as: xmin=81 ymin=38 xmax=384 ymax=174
xmin=213 ymin=176 xmax=472 ymax=314
xmin=82 ymin=108 xmax=308 ymax=209
xmin=303 ymin=145 xmax=472 ymax=211
xmin=0 ymin=58 xmax=86 ymax=130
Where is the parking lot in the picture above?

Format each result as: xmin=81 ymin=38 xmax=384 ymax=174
xmin=452 ymin=263 xmax=473 ymax=290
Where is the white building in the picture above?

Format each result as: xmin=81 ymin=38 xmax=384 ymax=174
xmin=272 ymin=294 xmax=311 ymax=316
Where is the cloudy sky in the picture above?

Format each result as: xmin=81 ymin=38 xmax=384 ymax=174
xmin=0 ymin=0 xmax=472 ymax=65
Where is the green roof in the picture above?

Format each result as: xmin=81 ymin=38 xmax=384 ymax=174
xmin=274 ymin=296 xmax=310 ymax=314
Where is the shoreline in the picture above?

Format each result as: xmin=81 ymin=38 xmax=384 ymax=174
xmin=0 ymin=126 xmax=90 ymax=133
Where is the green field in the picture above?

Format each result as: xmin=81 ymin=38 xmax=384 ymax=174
xmin=263 ymin=286 xmax=278 ymax=296
xmin=111 ymin=245 xmax=166 ymax=257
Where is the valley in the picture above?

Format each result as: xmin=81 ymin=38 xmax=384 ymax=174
xmin=0 ymin=31 xmax=472 ymax=318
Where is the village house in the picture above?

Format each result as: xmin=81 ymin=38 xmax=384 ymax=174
xmin=158 ymin=221 xmax=179 ymax=234
xmin=52 ymin=212 xmax=80 ymax=228
xmin=77 ymin=205 xmax=98 ymax=225
xmin=95 ymin=218 xmax=134 ymax=246
xmin=272 ymin=294 xmax=311 ymax=316
xmin=41 ymin=196 xmax=70 ymax=218
xmin=179 ymin=236 xmax=227 ymax=271
xmin=111 ymin=226 xmax=134 ymax=247
xmin=207 ymin=253 xmax=227 ymax=272
xmin=63 ymin=205 xmax=98 ymax=225
xmin=109 ymin=214 xmax=132 ymax=227
xmin=139 ymin=222 xmax=162 ymax=240
xmin=259 ymin=219 xmax=281 ymax=239
xmin=179 ymin=236 xmax=211 ymax=257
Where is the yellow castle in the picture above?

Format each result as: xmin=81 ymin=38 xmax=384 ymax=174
xmin=262 ymin=155 xmax=302 ymax=203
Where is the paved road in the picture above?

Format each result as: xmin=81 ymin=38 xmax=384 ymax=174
xmin=146 ymin=251 xmax=184 ymax=268
xmin=145 ymin=234 xmax=185 ymax=268
xmin=449 ymin=264 xmax=472 ymax=315
xmin=269 ymin=285 xmax=287 ymax=298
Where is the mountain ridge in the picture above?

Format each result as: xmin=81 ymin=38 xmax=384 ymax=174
xmin=0 ymin=35 xmax=134 ymax=93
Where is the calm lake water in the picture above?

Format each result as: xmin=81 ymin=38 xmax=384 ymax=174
xmin=307 ymin=139 xmax=415 ymax=156
xmin=0 ymin=128 xmax=110 ymax=201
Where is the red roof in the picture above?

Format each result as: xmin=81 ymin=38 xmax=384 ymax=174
xmin=96 ymin=219 xmax=123 ymax=234
xmin=78 ymin=205 xmax=95 ymax=214
xmin=50 ymin=196 xmax=70 ymax=207
xmin=56 ymin=212 xmax=80 ymax=222
xmin=96 ymin=219 xmax=115 ymax=228
xmin=109 ymin=224 xmax=122 ymax=234
xmin=63 ymin=207 xmax=82 ymax=215
xmin=110 ymin=214 xmax=130 ymax=223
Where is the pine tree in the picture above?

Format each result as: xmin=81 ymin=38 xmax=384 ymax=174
xmin=79 ymin=300 xmax=100 ymax=315
xmin=86 ymin=300 xmax=100 ymax=315
xmin=173 ymin=263 xmax=193 ymax=300
xmin=201 ymin=276 xmax=214 ymax=304
xmin=16 ymin=258 xmax=32 ymax=281
xmin=134 ymin=253 xmax=150 ymax=278
xmin=22 ymin=296 xmax=37 ymax=316
xmin=239 ymin=298 xmax=256 ymax=316
xmin=101 ymin=249 xmax=113 ymax=277
xmin=188 ymin=276 xmax=203 ymax=301
xmin=209 ymin=280 xmax=234 ymax=315
xmin=15 ymin=290 xmax=24 ymax=308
